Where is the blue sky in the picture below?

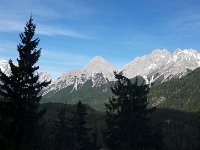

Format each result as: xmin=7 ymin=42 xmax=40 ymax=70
xmin=1 ymin=0 xmax=200 ymax=78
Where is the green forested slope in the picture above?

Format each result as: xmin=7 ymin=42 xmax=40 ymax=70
xmin=149 ymin=67 xmax=200 ymax=112
xmin=42 ymin=80 xmax=113 ymax=111
xmin=43 ymin=68 xmax=200 ymax=112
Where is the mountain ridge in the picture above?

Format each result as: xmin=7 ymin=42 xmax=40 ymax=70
xmin=1 ymin=48 xmax=200 ymax=100
xmin=46 ymin=48 xmax=200 ymax=94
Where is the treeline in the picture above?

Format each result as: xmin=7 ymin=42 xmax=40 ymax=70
xmin=43 ymin=101 xmax=99 ymax=150
xmin=152 ymin=108 xmax=200 ymax=150
xmin=41 ymin=103 xmax=200 ymax=150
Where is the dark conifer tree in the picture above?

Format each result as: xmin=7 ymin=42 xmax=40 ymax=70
xmin=104 ymin=72 xmax=159 ymax=150
xmin=70 ymin=101 xmax=91 ymax=150
xmin=91 ymin=126 xmax=99 ymax=150
xmin=52 ymin=108 xmax=72 ymax=150
xmin=0 ymin=16 xmax=50 ymax=150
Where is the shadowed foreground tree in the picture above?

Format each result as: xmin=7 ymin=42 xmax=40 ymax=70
xmin=104 ymin=72 xmax=161 ymax=150
xmin=0 ymin=16 xmax=50 ymax=150
xmin=51 ymin=101 xmax=92 ymax=150
xmin=70 ymin=101 xmax=91 ymax=150
xmin=51 ymin=108 xmax=72 ymax=150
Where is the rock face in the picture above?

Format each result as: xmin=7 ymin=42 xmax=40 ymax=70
xmin=45 ymin=56 xmax=116 ymax=93
xmin=123 ymin=49 xmax=200 ymax=84
xmin=0 ymin=60 xmax=11 ymax=75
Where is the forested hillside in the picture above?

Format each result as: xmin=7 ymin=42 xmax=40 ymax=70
xmin=40 ymin=103 xmax=200 ymax=150
xmin=43 ymin=68 xmax=200 ymax=112
xmin=149 ymin=67 xmax=200 ymax=112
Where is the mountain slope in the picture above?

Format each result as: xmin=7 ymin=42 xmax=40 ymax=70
xmin=148 ymin=67 xmax=200 ymax=111
xmin=123 ymin=49 xmax=200 ymax=84
xmin=42 ymin=49 xmax=200 ymax=111
xmin=44 ymin=56 xmax=116 ymax=94
xmin=2 ymin=49 xmax=200 ymax=112
xmin=0 ymin=60 xmax=11 ymax=75
xmin=43 ymin=67 xmax=200 ymax=112
xmin=42 ymin=79 xmax=113 ymax=111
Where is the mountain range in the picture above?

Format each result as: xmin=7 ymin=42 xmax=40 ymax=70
xmin=1 ymin=48 xmax=200 ymax=111
xmin=0 ymin=60 xmax=52 ymax=84
xmin=44 ymin=48 xmax=200 ymax=94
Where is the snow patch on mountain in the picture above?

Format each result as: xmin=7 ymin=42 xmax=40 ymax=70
xmin=123 ymin=48 xmax=200 ymax=84
xmin=0 ymin=60 xmax=11 ymax=75
xmin=123 ymin=49 xmax=171 ymax=80
xmin=2 ymin=49 xmax=200 ymax=96
xmin=46 ymin=56 xmax=116 ymax=93
xmin=0 ymin=60 xmax=53 ymax=84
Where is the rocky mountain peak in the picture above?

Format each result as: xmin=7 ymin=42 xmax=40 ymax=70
xmin=0 ymin=60 xmax=11 ymax=75
xmin=2 ymin=49 xmax=200 ymax=95
xmin=81 ymin=56 xmax=115 ymax=80
xmin=151 ymin=49 xmax=170 ymax=56
xmin=173 ymin=49 xmax=200 ymax=59
xmin=82 ymin=56 xmax=115 ymax=71
xmin=122 ymin=49 xmax=171 ymax=79
xmin=122 ymin=48 xmax=200 ymax=83
xmin=89 ymin=56 xmax=107 ymax=63
xmin=45 ymin=56 xmax=116 ymax=93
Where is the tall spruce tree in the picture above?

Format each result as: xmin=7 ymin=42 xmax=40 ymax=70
xmin=104 ymin=72 xmax=158 ymax=150
xmin=70 ymin=101 xmax=91 ymax=150
xmin=0 ymin=16 xmax=50 ymax=150
xmin=52 ymin=108 xmax=72 ymax=150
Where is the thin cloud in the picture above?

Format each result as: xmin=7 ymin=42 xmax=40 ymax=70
xmin=0 ymin=19 xmax=88 ymax=39
xmin=37 ymin=24 xmax=88 ymax=39
xmin=0 ymin=0 xmax=92 ymax=39
xmin=0 ymin=0 xmax=93 ymax=20
xmin=0 ymin=20 xmax=24 ymax=32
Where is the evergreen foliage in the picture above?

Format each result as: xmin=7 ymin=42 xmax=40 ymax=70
xmin=70 ymin=101 xmax=91 ymax=150
xmin=152 ymin=108 xmax=199 ymax=150
xmin=51 ymin=108 xmax=72 ymax=150
xmin=104 ymin=72 xmax=160 ymax=150
xmin=49 ymin=101 xmax=93 ymax=150
xmin=149 ymin=67 xmax=200 ymax=111
xmin=0 ymin=16 xmax=50 ymax=149
xmin=42 ymin=79 xmax=114 ymax=111
xmin=40 ymin=103 xmax=200 ymax=150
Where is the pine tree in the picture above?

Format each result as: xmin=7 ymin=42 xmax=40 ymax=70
xmin=52 ymin=108 xmax=72 ymax=150
xmin=104 ymin=72 xmax=157 ymax=150
xmin=91 ymin=127 xmax=99 ymax=150
xmin=0 ymin=16 xmax=50 ymax=150
xmin=70 ymin=101 xmax=91 ymax=150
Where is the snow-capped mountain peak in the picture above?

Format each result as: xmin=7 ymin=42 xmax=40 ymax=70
xmin=0 ymin=60 xmax=52 ymax=83
xmin=45 ymin=56 xmax=116 ymax=93
xmin=0 ymin=60 xmax=11 ymax=75
xmin=173 ymin=48 xmax=200 ymax=60
xmin=123 ymin=48 xmax=200 ymax=83
xmin=122 ymin=49 xmax=171 ymax=79
xmin=151 ymin=48 xmax=169 ymax=55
